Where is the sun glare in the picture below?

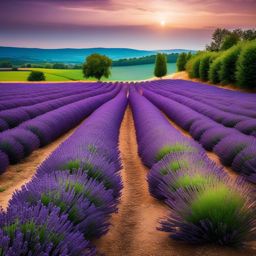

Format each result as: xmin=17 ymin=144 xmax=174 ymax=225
xmin=160 ymin=20 xmax=166 ymax=27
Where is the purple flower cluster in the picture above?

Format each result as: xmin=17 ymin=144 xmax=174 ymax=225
xmin=139 ymin=81 xmax=256 ymax=183
xmin=1 ymin=88 xmax=128 ymax=254
xmin=129 ymin=85 xmax=256 ymax=245
xmin=0 ymin=83 xmax=120 ymax=173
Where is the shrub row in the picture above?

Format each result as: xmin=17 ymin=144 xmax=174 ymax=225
xmin=0 ymin=89 xmax=128 ymax=255
xmin=185 ymin=41 xmax=256 ymax=89
xmin=129 ymin=88 xmax=256 ymax=245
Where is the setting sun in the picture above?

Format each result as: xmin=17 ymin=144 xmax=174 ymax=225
xmin=160 ymin=20 xmax=166 ymax=27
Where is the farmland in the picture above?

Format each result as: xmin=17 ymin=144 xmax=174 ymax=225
xmin=0 ymin=63 xmax=177 ymax=81
xmin=0 ymin=80 xmax=255 ymax=255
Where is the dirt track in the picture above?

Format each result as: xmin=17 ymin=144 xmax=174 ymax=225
xmin=0 ymin=126 xmax=77 ymax=208
xmin=95 ymin=107 xmax=255 ymax=256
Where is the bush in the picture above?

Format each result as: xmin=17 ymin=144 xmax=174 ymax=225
xmin=199 ymin=53 xmax=211 ymax=81
xmin=154 ymin=53 xmax=167 ymax=78
xmin=219 ymin=44 xmax=242 ymax=85
xmin=208 ymin=56 xmax=222 ymax=83
xmin=27 ymin=71 xmax=45 ymax=81
xmin=236 ymin=41 xmax=256 ymax=89
xmin=186 ymin=54 xmax=202 ymax=78
xmin=176 ymin=53 xmax=187 ymax=71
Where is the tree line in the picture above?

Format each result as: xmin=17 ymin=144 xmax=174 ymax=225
xmin=176 ymin=28 xmax=256 ymax=89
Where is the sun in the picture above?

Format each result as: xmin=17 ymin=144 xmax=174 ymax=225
xmin=160 ymin=20 xmax=166 ymax=27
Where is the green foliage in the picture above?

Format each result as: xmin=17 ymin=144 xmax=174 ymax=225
xmin=83 ymin=53 xmax=112 ymax=81
xmin=154 ymin=53 xmax=167 ymax=78
xmin=177 ymin=53 xmax=188 ymax=71
xmin=156 ymin=143 xmax=196 ymax=162
xmin=208 ymin=56 xmax=222 ymax=84
xmin=206 ymin=28 xmax=256 ymax=51
xmin=187 ymin=185 xmax=247 ymax=231
xmin=219 ymin=44 xmax=242 ymax=85
xmin=206 ymin=28 xmax=231 ymax=51
xmin=27 ymin=71 xmax=45 ymax=81
xmin=186 ymin=54 xmax=202 ymax=78
xmin=199 ymin=53 xmax=212 ymax=81
xmin=173 ymin=173 xmax=213 ymax=190
xmin=236 ymin=41 xmax=256 ymax=89
xmin=220 ymin=34 xmax=240 ymax=51
xmin=0 ymin=61 xmax=12 ymax=68
xmin=113 ymin=53 xmax=178 ymax=66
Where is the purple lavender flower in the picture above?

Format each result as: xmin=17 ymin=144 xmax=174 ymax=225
xmin=0 ymin=150 xmax=9 ymax=174
xmin=9 ymin=171 xmax=115 ymax=239
xmin=159 ymin=181 xmax=256 ymax=245
xmin=213 ymin=134 xmax=254 ymax=166
xmin=0 ymin=136 xmax=24 ymax=164
xmin=0 ymin=204 xmax=95 ymax=255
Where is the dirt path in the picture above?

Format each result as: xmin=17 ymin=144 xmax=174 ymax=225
xmin=95 ymin=107 xmax=255 ymax=256
xmin=0 ymin=126 xmax=77 ymax=209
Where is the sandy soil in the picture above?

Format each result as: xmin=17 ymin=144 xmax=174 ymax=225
xmin=95 ymin=107 xmax=256 ymax=256
xmin=0 ymin=126 xmax=77 ymax=209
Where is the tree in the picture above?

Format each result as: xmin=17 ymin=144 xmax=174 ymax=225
xmin=154 ymin=53 xmax=167 ymax=78
xmin=206 ymin=28 xmax=230 ymax=51
xmin=176 ymin=53 xmax=187 ymax=71
xmin=220 ymin=34 xmax=240 ymax=51
xmin=0 ymin=61 xmax=12 ymax=68
xmin=27 ymin=71 xmax=45 ymax=81
xmin=83 ymin=54 xmax=112 ymax=81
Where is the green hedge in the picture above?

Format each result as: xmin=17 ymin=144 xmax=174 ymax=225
xmin=185 ymin=40 xmax=256 ymax=90
xmin=219 ymin=44 xmax=242 ymax=85
xmin=208 ymin=57 xmax=222 ymax=84
xmin=236 ymin=41 xmax=256 ymax=89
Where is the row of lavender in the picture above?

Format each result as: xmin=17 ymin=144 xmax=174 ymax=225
xmin=0 ymin=89 xmax=128 ymax=255
xmin=130 ymin=88 xmax=256 ymax=245
xmin=0 ymin=82 xmax=102 ymax=110
xmin=0 ymin=83 xmax=114 ymax=131
xmin=0 ymin=84 xmax=120 ymax=174
xmin=139 ymin=82 xmax=256 ymax=183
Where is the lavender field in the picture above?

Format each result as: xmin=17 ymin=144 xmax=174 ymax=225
xmin=0 ymin=80 xmax=256 ymax=255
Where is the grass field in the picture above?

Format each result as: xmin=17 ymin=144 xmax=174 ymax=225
xmin=0 ymin=63 xmax=176 ymax=82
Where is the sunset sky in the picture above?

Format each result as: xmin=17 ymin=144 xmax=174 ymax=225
xmin=0 ymin=0 xmax=255 ymax=50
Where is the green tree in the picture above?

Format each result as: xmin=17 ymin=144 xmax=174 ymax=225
xmin=206 ymin=28 xmax=230 ymax=51
xmin=154 ymin=53 xmax=167 ymax=78
xmin=220 ymin=34 xmax=240 ymax=51
xmin=176 ymin=53 xmax=187 ymax=71
xmin=83 ymin=54 xmax=112 ymax=81
xmin=27 ymin=71 xmax=45 ymax=81
xmin=236 ymin=41 xmax=256 ymax=89
xmin=186 ymin=52 xmax=192 ymax=61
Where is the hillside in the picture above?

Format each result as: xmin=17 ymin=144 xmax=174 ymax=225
xmin=0 ymin=46 xmax=194 ymax=64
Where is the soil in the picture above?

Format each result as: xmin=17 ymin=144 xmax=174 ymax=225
xmin=0 ymin=126 xmax=77 ymax=209
xmin=95 ymin=107 xmax=256 ymax=256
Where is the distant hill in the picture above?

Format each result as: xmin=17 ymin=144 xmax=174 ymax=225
xmin=0 ymin=46 xmax=195 ymax=64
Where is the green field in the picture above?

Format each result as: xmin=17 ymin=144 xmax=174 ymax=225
xmin=0 ymin=63 xmax=177 ymax=82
